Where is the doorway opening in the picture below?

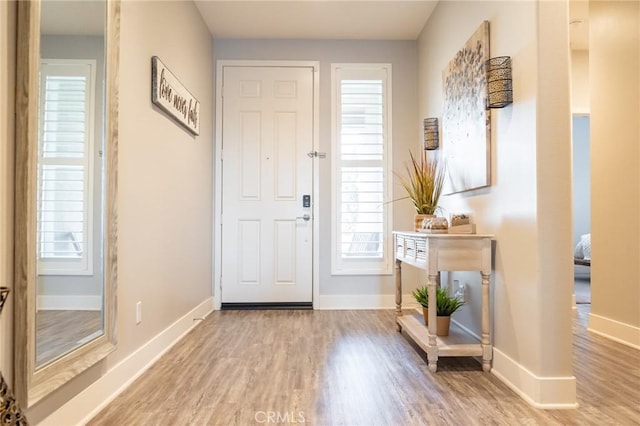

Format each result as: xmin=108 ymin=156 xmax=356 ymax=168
xmin=572 ymin=114 xmax=591 ymax=305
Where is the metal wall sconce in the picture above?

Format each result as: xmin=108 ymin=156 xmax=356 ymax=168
xmin=423 ymin=117 xmax=439 ymax=150
xmin=485 ymin=56 xmax=513 ymax=108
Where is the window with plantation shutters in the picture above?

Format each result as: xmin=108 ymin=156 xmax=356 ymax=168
xmin=38 ymin=60 xmax=96 ymax=275
xmin=331 ymin=64 xmax=393 ymax=275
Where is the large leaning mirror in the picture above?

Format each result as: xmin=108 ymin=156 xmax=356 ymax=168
xmin=14 ymin=0 xmax=120 ymax=408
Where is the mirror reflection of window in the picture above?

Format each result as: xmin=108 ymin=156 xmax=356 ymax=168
xmin=38 ymin=60 xmax=96 ymax=275
xmin=35 ymin=16 xmax=106 ymax=368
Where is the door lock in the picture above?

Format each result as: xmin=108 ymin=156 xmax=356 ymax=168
xmin=307 ymin=151 xmax=327 ymax=159
xmin=296 ymin=214 xmax=311 ymax=222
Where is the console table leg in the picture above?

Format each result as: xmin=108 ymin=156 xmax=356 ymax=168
xmin=427 ymin=273 xmax=438 ymax=371
xmin=482 ymin=346 xmax=492 ymax=372
xmin=427 ymin=346 xmax=438 ymax=372
xmin=395 ymin=259 xmax=402 ymax=332
xmin=481 ymin=272 xmax=492 ymax=372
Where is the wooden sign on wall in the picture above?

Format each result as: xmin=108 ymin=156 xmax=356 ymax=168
xmin=151 ymin=56 xmax=200 ymax=135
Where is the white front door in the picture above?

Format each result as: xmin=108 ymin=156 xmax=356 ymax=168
xmin=220 ymin=66 xmax=314 ymax=304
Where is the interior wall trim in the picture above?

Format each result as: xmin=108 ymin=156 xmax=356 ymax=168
xmin=36 ymin=295 xmax=102 ymax=311
xmin=491 ymin=348 xmax=578 ymax=409
xmin=588 ymin=313 xmax=640 ymax=350
xmin=39 ymin=297 xmax=213 ymax=425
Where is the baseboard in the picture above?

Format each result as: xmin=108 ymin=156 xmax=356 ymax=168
xmin=451 ymin=318 xmax=481 ymax=341
xmin=492 ymin=348 xmax=577 ymax=409
xmin=39 ymin=297 xmax=214 ymax=426
xmin=37 ymin=295 xmax=102 ymax=311
xmin=316 ymin=294 xmax=418 ymax=310
xmin=588 ymin=313 xmax=640 ymax=349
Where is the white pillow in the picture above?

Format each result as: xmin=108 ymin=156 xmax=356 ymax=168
xmin=581 ymin=233 xmax=591 ymax=260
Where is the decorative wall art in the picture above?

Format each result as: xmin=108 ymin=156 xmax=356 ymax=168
xmin=442 ymin=21 xmax=490 ymax=193
xmin=151 ymin=56 xmax=200 ymax=135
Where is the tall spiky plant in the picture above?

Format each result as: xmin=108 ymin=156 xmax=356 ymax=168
xmin=436 ymin=287 xmax=464 ymax=316
xmin=395 ymin=151 xmax=445 ymax=215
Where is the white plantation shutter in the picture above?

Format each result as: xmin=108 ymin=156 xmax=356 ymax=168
xmin=38 ymin=60 xmax=95 ymax=275
xmin=332 ymin=64 xmax=393 ymax=275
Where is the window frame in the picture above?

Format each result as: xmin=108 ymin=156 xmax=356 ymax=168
xmin=331 ymin=63 xmax=393 ymax=276
xmin=37 ymin=58 xmax=97 ymax=276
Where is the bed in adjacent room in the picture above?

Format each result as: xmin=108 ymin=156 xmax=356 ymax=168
xmin=574 ymin=233 xmax=591 ymax=267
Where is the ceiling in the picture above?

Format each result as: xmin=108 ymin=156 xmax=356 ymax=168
xmin=40 ymin=0 xmax=589 ymax=49
xmin=194 ymin=1 xmax=438 ymax=40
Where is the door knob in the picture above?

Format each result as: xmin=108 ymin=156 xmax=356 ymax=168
xmin=296 ymin=214 xmax=311 ymax=221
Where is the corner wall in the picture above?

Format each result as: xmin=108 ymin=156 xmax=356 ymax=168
xmin=417 ymin=0 xmax=575 ymax=407
xmin=589 ymin=0 xmax=640 ymax=347
xmin=25 ymin=1 xmax=215 ymax=423
xmin=571 ymin=50 xmax=589 ymax=114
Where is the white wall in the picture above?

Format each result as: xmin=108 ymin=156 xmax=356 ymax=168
xmin=114 ymin=0 xmax=213 ymax=353
xmin=589 ymin=0 xmax=640 ymax=345
xmin=24 ymin=1 xmax=215 ymax=423
xmin=417 ymin=0 xmax=575 ymax=407
xmin=571 ymin=50 xmax=589 ymax=114
xmin=213 ymin=39 xmax=422 ymax=306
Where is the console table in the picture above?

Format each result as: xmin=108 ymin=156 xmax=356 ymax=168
xmin=393 ymin=231 xmax=493 ymax=372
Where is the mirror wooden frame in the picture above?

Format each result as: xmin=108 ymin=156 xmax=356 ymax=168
xmin=14 ymin=0 xmax=120 ymax=408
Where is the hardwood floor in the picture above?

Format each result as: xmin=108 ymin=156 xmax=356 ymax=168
xmin=36 ymin=310 xmax=102 ymax=366
xmin=89 ymin=305 xmax=639 ymax=425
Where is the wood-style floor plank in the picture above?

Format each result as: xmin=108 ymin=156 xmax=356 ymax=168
xmin=89 ymin=306 xmax=640 ymax=425
xmin=36 ymin=310 xmax=102 ymax=366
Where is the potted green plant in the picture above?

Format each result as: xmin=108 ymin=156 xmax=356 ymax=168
xmin=412 ymin=285 xmax=464 ymax=335
xmin=435 ymin=287 xmax=464 ymax=336
xmin=395 ymin=151 xmax=446 ymax=231
xmin=411 ymin=286 xmax=430 ymax=326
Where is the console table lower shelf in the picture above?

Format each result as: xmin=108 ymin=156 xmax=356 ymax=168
xmin=397 ymin=311 xmax=485 ymax=363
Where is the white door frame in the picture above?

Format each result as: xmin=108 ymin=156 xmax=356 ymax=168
xmin=213 ymin=60 xmax=320 ymax=310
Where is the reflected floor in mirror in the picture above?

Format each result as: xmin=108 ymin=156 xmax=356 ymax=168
xmin=36 ymin=310 xmax=102 ymax=366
